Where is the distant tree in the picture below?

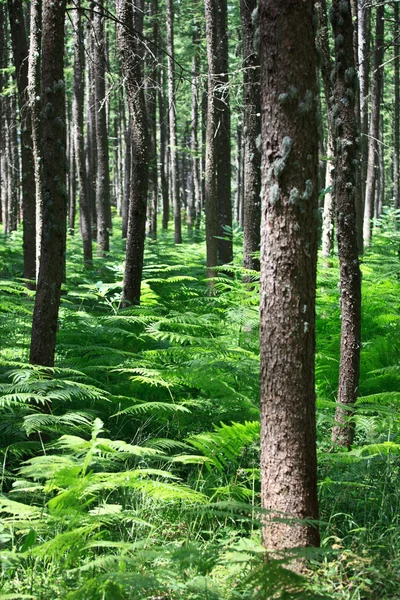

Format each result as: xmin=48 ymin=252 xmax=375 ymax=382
xmin=93 ymin=0 xmax=112 ymax=255
xmin=7 ymin=0 xmax=36 ymax=284
xmin=30 ymin=0 xmax=67 ymax=367
xmin=363 ymin=3 xmax=384 ymax=246
xmin=72 ymin=0 xmax=92 ymax=265
xmin=241 ymin=0 xmax=261 ymax=272
xmin=259 ymin=0 xmax=320 ymax=549
xmin=166 ymin=0 xmax=182 ymax=244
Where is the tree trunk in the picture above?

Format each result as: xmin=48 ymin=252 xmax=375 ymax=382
xmin=30 ymin=0 xmax=67 ymax=367
xmin=241 ymin=0 xmax=261 ymax=272
xmin=191 ymin=4 xmax=201 ymax=234
xmin=330 ymin=0 xmax=362 ymax=449
xmin=315 ymin=0 xmax=336 ymax=259
xmin=93 ymin=0 xmax=111 ymax=255
xmin=116 ymin=0 xmax=149 ymax=306
xmin=27 ymin=0 xmax=43 ymax=279
xmin=7 ymin=0 xmax=36 ymax=284
xmin=147 ymin=0 xmax=158 ymax=240
xmin=259 ymin=0 xmax=320 ymax=550
xmin=86 ymin=15 xmax=97 ymax=241
xmin=73 ymin=0 xmax=92 ymax=265
xmin=166 ymin=0 xmax=182 ymax=244
xmin=363 ymin=4 xmax=384 ymax=246
xmin=204 ymin=0 xmax=219 ymax=278
xmin=215 ymin=0 xmax=232 ymax=266
xmin=394 ymin=1 xmax=399 ymax=223
xmin=358 ymin=0 xmax=370 ymax=245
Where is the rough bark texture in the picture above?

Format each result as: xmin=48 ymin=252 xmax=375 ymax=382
xmin=93 ymin=0 xmax=111 ymax=255
xmin=116 ymin=0 xmax=149 ymax=306
xmin=147 ymin=0 xmax=158 ymax=240
xmin=8 ymin=0 xmax=36 ymax=284
xmin=330 ymin=0 xmax=362 ymax=449
xmin=30 ymin=0 xmax=67 ymax=367
xmin=259 ymin=0 xmax=320 ymax=550
xmin=363 ymin=4 xmax=384 ymax=246
xmin=241 ymin=0 xmax=261 ymax=272
xmin=73 ymin=0 xmax=92 ymax=264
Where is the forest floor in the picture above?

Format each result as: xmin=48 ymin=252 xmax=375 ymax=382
xmin=0 ymin=215 xmax=400 ymax=599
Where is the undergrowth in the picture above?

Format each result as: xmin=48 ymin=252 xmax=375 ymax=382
xmin=0 ymin=215 xmax=400 ymax=598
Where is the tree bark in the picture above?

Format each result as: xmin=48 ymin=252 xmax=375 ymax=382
xmin=191 ymin=3 xmax=201 ymax=234
xmin=116 ymin=0 xmax=149 ymax=306
xmin=259 ymin=0 xmax=319 ymax=550
xmin=241 ymin=0 xmax=261 ymax=272
xmin=166 ymin=0 xmax=181 ymax=244
xmin=394 ymin=1 xmax=399 ymax=222
xmin=73 ymin=0 xmax=92 ymax=264
xmin=215 ymin=0 xmax=232 ymax=266
xmin=93 ymin=0 xmax=111 ymax=255
xmin=7 ymin=0 xmax=36 ymax=284
xmin=330 ymin=0 xmax=362 ymax=449
xmin=27 ymin=0 xmax=43 ymax=279
xmin=363 ymin=4 xmax=384 ymax=246
xmin=30 ymin=0 xmax=67 ymax=367
xmin=358 ymin=0 xmax=370 ymax=246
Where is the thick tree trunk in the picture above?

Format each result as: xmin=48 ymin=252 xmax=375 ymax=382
xmin=259 ymin=0 xmax=320 ymax=550
xmin=30 ymin=0 xmax=67 ymax=367
xmin=116 ymin=0 xmax=149 ymax=306
xmin=73 ymin=0 xmax=92 ymax=265
xmin=7 ymin=0 xmax=36 ymax=284
xmin=241 ymin=0 xmax=261 ymax=272
xmin=330 ymin=0 xmax=362 ymax=449
xmin=363 ymin=4 xmax=384 ymax=246
xmin=93 ymin=0 xmax=111 ymax=255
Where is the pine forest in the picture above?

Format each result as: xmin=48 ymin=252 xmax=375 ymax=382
xmin=1 ymin=0 xmax=400 ymax=598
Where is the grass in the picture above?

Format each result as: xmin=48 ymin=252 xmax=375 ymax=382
xmin=0 ymin=215 xmax=399 ymax=598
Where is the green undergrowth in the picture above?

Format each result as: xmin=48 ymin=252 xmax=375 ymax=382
xmin=0 ymin=216 xmax=400 ymax=598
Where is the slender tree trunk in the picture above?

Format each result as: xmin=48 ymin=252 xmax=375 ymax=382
xmin=86 ymin=16 xmax=97 ymax=241
xmin=7 ymin=0 xmax=36 ymax=284
xmin=363 ymin=4 xmax=384 ymax=246
xmin=122 ymin=119 xmax=131 ymax=240
xmin=147 ymin=0 xmax=158 ymax=240
xmin=68 ymin=118 xmax=76 ymax=233
xmin=116 ymin=0 xmax=149 ymax=306
xmin=27 ymin=0 xmax=42 ymax=279
xmin=315 ymin=0 xmax=336 ymax=258
xmin=394 ymin=1 xmax=399 ymax=222
xmin=215 ymin=0 xmax=232 ymax=266
xmin=73 ymin=0 xmax=92 ymax=264
xmin=259 ymin=0 xmax=319 ymax=550
xmin=93 ymin=0 xmax=111 ymax=255
xmin=358 ymin=0 xmax=370 ymax=243
xmin=0 ymin=3 xmax=4 ymax=228
xmin=330 ymin=0 xmax=362 ymax=449
xmin=30 ymin=0 xmax=67 ymax=367
xmin=241 ymin=0 xmax=261 ymax=272
xmin=8 ymin=93 xmax=20 ymax=232
xmin=204 ymin=0 xmax=219 ymax=278
xmin=166 ymin=0 xmax=181 ymax=243
xmin=191 ymin=3 xmax=201 ymax=234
